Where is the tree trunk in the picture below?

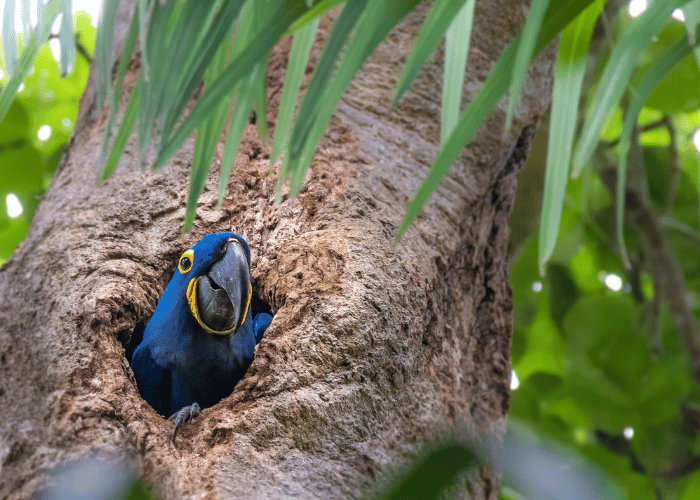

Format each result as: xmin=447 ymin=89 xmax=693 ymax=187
xmin=0 ymin=1 xmax=554 ymax=498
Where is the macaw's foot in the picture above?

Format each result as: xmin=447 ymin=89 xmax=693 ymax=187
xmin=168 ymin=402 xmax=201 ymax=440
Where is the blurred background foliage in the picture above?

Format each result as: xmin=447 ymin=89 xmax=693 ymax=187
xmin=506 ymin=3 xmax=700 ymax=498
xmin=2 ymin=1 xmax=700 ymax=499
xmin=0 ymin=8 xmax=94 ymax=261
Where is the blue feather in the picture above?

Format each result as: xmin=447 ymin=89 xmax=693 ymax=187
xmin=131 ymin=232 xmax=271 ymax=418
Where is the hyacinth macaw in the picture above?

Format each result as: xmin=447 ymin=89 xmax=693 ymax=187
xmin=130 ymin=232 xmax=272 ymax=437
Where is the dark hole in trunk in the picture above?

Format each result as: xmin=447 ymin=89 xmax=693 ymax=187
xmin=250 ymin=289 xmax=272 ymax=319
xmin=125 ymin=319 xmax=147 ymax=363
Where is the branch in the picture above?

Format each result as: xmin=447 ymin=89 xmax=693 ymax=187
xmin=660 ymin=216 xmax=700 ymax=245
xmin=661 ymin=116 xmax=681 ymax=215
xmin=598 ymin=404 xmax=700 ymax=480
xmin=594 ymin=430 xmax=646 ymax=474
xmin=48 ymin=33 xmax=92 ymax=64
xmin=600 ymin=117 xmax=668 ymax=147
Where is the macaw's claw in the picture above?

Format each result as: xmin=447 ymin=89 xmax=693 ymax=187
xmin=169 ymin=402 xmax=201 ymax=440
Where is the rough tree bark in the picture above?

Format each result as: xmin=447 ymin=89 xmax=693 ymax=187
xmin=0 ymin=1 xmax=554 ymax=498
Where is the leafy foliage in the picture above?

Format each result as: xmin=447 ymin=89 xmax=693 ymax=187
xmin=0 ymin=10 xmax=93 ymax=263
xmin=509 ymin=90 xmax=700 ymax=500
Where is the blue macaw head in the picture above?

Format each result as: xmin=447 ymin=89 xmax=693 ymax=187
xmin=169 ymin=232 xmax=252 ymax=336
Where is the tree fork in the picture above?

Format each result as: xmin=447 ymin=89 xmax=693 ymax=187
xmin=0 ymin=1 xmax=555 ymax=498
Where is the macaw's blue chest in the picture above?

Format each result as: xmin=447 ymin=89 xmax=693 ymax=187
xmin=167 ymin=313 xmax=257 ymax=414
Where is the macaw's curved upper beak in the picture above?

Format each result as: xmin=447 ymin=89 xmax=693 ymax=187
xmin=191 ymin=239 xmax=252 ymax=335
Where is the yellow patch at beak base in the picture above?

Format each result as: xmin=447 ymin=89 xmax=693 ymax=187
xmin=186 ymin=277 xmax=252 ymax=336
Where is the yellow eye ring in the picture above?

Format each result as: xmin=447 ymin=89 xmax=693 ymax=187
xmin=178 ymin=249 xmax=195 ymax=274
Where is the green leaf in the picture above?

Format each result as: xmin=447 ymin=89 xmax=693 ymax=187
xmin=94 ymin=0 xmax=120 ymax=110
xmin=572 ymin=0 xmax=688 ymax=177
xmin=376 ymin=444 xmax=476 ymax=500
xmin=283 ymin=0 xmax=369 ymax=172
xmin=0 ymin=216 xmax=29 ymax=261
xmin=566 ymin=358 xmax=637 ymax=431
xmin=102 ymin=6 xmax=139 ymax=159
xmin=616 ymin=36 xmax=695 ymax=267
xmin=156 ymin=0 xmax=309 ymax=169
xmin=0 ymin=0 xmax=60 ymax=124
xmin=3 ymin=0 xmax=17 ymax=77
xmin=394 ymin=0 xmax=470 ymax=106
xmin=568 ymin=246 xmax=603 ymax=293
xmin=59 ymin=0 xmax=75 ymax=77
xmin=635 ymin=19 xmax=700 ymax=113
xmin=285 ymin=0 xmax=343 ymax=35
xmin=100 ymin=82 xmax=140 ymax=181
xmin=0 ymin=102 xmax=42 ymax=191
xmin=218 ymin=70 xmax=259 ymax=206
xmin=680 ymin=463 xmax=700 ymax=499
xmin=635 ymin=359 xmax=690 ymax=425
xmin=506 ymin=0 xmax=550 ymax=130
xmin=398 ymin=0 xmax=598 ymax=237
xmin=515 ymin=305 xmax=565 ymax=379
xmin=284 ymin=0 xmax=423 ymax=197
xmin=682 ymin=0 xmax=700 ymax=69
xmin=271 ymin=17 xmax=319 ymax=166
xmin=538 ymin=0 xmax=603 ymax=273
xmin=440 ymin=0 xmax=475 ymax=145
xmin=186 ymin=25 xmax=237 ymax=229
xmin=563 ymin=295 xmax=636 ymax=355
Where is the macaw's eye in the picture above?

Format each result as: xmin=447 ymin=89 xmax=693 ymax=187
xmin=178 ymin=250 xmax=195 ymax=273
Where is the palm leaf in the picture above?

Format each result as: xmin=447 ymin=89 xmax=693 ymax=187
xmin=441 ymin=0 xmax=475 ymax=145
xmin=59 ymin=0 xmax=75 ymax=76
xmin=271 ymin=17 xmax=319 ymax=166
xmin=218 ymin=71 xmax=258 ymax=205
xmin=184 ymin=24 xmax=236 ymax=231
xmin=572 ymin=0 xmax=688 ymax=177
xmin=398 ymin=0 xmax=599 ymax=237
xmin=681 ymin=0 xmax=700 ymax=67
xmin=3 ymin=0 xmax=17 ymax=77
xmin=394 ymin=0 xmax=470 ymax=106
xmin=283 ymin=0 xmax=423 ymax=197
xmin=0 ymin=0 xmax=60 ymax=124
xmin=155 ymin=0 xmax=311 ymax=169
xmin=100 ymin=82 xmax=140 ymax=181
xmin=538 ymin=0 xmax=604 ymax=274
xmin=505 ymin=0 xmax=551 ymax=130
xmin=285 ymin=0 xmax=343 ymax=35
xmin=94 ymin=0 xmax=121 ymax=110
xmin=101 ymin=7 xmax=139 ymax=160
xmin=615 ymin=35 xmax=695 ymax=268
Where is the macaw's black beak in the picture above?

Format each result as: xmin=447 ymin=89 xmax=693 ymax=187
xmin=194 ymin=239 xmax=251 ymax=335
